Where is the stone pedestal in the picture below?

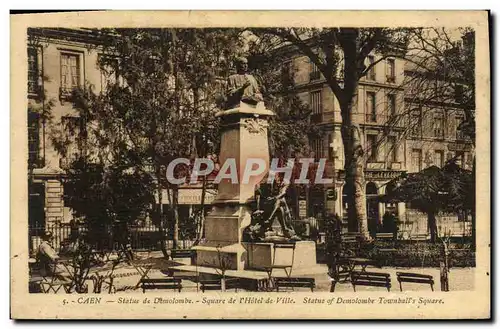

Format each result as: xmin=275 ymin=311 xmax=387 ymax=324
xmin=193 ymin=102 xmax=275 ymax=270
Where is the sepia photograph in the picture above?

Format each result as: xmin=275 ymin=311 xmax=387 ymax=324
xmin=10 ymin=10 xmax=490 ymax=319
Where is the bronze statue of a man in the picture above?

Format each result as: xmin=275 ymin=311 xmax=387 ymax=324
xmin=225 ymin=57 xmax=264 ymax=109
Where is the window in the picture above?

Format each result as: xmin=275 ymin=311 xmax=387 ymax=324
xmin=310 ymin=90 xmax=322 ymax=115
xmin=366 ymin=134 xmax=378 ymax=162
xmin=367 ymin=55 xmax=376 ymax=80
xmin=466 ymin=153 xmax=473 ymax=169
xmin=387 ymin=94 xmax=396 ymax=117
xmin=366 ymin=92 xmax=376 ymax=122
xmin=28 ymin=47 xmax=39 ymax=94
xmin=328 ymin=133 xmax=333 ymax=160
xmin=434 ymin=150 xmax=444 ymax=167
xmin=456 ymin=114 xmax=465 ymax=140
xmin=410 ymin=109 xmax=422 ymax=137
xmin=28 ymin=111 xmax=41 ymax=168
xmin=310 ymin=61 xmax=320 ymax=81
xmin=433 ymin=113 xmax=445 ymax=139
xmin=60 ymin=116 xmax=83 ymax=168
xmin=456 ymin=151 xmax=465 ymax=168
xmin=311 ymin=138 xmax=323 ymax=160
xmin=281 ymin=61 xmax=293 ymax=85
xmin=386 ymin=58 xmax=396 ymax=82
xmin=387 ymin=136 xmax=397 ymax=162
xmin=411 ymin=149 xmax=422 ymax=172
xmin=60 ymin=53 xmax=81 ymax=94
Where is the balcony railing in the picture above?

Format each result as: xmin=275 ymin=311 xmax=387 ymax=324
xmin=389 ymin=162 xmax=403 ymax=170
xmin=366 ymin=162 xmax=386 ymax=170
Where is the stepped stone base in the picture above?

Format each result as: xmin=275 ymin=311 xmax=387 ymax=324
xmin=192 ymin=205 xmax=252 ymax=271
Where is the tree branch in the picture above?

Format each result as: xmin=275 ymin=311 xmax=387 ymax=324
xmin=257 ymin=28 xmax=343 ymax=98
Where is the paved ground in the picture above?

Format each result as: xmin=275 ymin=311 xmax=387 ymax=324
xmin=92 ymin=253 xmax=475 ymax=293
xmin=313 ymin=266 xmax=475 ymax=292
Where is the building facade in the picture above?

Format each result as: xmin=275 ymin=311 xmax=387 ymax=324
xmin=28 ymin=28 xmax=105 ymax=230
xmin=285 ymin=50 xmax=474 ymax=237
xmin=26 ymin=28 xmax=217 ymax=250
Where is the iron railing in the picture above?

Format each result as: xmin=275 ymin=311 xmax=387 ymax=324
xmin=28 ymin=222 xmax=195 ymax=255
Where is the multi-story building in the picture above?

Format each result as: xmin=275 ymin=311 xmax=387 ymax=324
xmin=27 ymin=28 xmax=104 ymax=230
xmin=283 ymin=51 xmax=406 ymax=231
xmin=26 ymin=28 xmax=216 ymax=251
xmin=284 ymin=49 xmax=474 ymax=237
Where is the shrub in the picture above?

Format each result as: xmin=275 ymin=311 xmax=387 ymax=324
xmin=317 ymin=240 xmax=476 ymax=268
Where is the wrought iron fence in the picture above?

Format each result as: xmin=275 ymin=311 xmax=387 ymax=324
xmin=28 ymin=222 xmax=194 ymax=255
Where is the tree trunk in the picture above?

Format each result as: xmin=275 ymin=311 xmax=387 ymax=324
xmin=335 ymin=29 xmax=369 ymax=239
xmin=428 ymin=211 xmax=437 ymax=243
xmin=172 ymin=187 xmax=180 ymax=249
xmin=192 ymin=87 xmax=206 ymax=246
xmin=194 ymin=174 xmax=207 ymax=245
xmin=439 ymin=239 xmax=450 ymax=291
xmin=342 ymin=126 xmax=368 ymax=238
xmin=156 ymin=172 xmax=169 ymax=259
xmin=339 ymin=98 xmax=368 ymax=239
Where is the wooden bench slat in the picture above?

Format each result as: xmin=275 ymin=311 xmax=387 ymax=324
xmin=200 ymin=285 xmax=223 ymax=290
xmin=171 ymin=250 xmax=196 ymax=258
xmin=142 ymin=278 xmax=181 ymax=283
xmin=353 ymin=278 xmax=390 ymax=284
xmin=276 ymin=282 xmax=313 ymax=288
xmin=353 ymin=272 xmax=390 ymax=278
xmin=143 ymin=284 xmax=182 ymax=289
xmin=398 ymin=278 xmax=434 ymax=284
xmin=376 ymin=233 xmax=394 ymax=238
xmin=354 ymin=281 xmax=391 ymax=287
xmin=350 ymin=271 xmax=391 ymax=292
xmin=396 ymin=272 xmax=434 ymax=291
xmin=275 ymin=278 xmax=315 ymax=292
xmin=274 ymin=278 xmax=315 ymax=283
xmin=200 ymin=279 xmax=241 ymax=292
xmin=397 ymin=272 xmax=433 ymax=279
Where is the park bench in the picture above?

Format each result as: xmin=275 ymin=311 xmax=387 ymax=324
xmin=376 ymin=232 xmax=397 ymax=251
xmin=396 ymin=272 xmax=434 ymax=291
xmin=274 ymin=277 xmax=315 ymax=292
xmin=199 ymin=278 xmax=241 ymax=292
xmin=340 ymin=232 xmax=363 ymax=257
xmin=341 ymin=232 xmax=363 ymax=244
xmin=410 ymin=233 xmax=429 ymax=241
xmin=376 ymin=232 xmax=396 ymax=244
xmin=350 ymin=271 xmax=391 ymax=292
xmin=376 ymin=232 xmax=394 ymax=239
xmin=329 ymin=257 xmax=378 ymax=292
xmin=141 ymin=277 xmax=182 ymax=293
xmin=171 ymin=249 xmax=197 ymax=264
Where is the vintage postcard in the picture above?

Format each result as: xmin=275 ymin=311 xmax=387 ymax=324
xmin=10 ymin=10 xmax=490 ymax=319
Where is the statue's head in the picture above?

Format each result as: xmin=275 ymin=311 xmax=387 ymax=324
xmin=234 ymin=56 xmax=248 ymax=74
